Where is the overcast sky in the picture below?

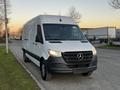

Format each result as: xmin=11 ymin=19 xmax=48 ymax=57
xmin=9 ymin=0 xmax=120 ymax=32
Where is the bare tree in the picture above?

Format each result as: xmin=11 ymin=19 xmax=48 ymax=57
xmin=0 ymin=0 xmax=10 ymax=37
xmin=109 ymin=0 xmax=120 ymax=9
xmin=67 ymin=6 xmax=81 ymax=24
xmin=0 ymin=0 xmax=10 ymax=18
xmin=0 ymin=22 xmax=3 ymax=37
xmin=0 ymin=0 xmax=4 ymax=36
xmin=17 ymin=27 xmax=23 ymax=38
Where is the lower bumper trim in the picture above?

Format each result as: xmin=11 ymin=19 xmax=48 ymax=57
xmin=50 ymin=66 xmax=97 ymax=74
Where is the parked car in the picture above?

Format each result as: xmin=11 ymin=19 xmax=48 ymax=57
xmin=22 ymin=15 xmax=97 ymax=80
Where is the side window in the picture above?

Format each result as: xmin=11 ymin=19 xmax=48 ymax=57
xmin=35 ymin=25 xmax=43 ymax=44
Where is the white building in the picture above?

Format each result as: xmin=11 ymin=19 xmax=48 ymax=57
xmin=116 ymin=29 xmax=120 ymax=39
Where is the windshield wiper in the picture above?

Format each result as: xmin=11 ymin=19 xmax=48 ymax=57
xmin=49 ymin=40 xmax=62 ymax=43
xmin=47 ymin=39 xmax=62 ymax=43
xmin=80 ymin=39 xmax=88 ymax=43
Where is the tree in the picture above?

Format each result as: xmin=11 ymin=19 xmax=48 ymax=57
xmin=67 ymin=6 xmax=81 ymax=24
xmin=0 ymin=0 xmax=10 ymax=37
xmin=0 ymin=22 xmax=3 ymax=37
xmin=0 ymin=0 xmax=4 ymax=36
xmin=17 ymin=27 xmax=23 ymax=39
xmin=109 ymin=0 xmax=120 ymax=9
xmin=0 ymin=0 xmax=10 ymax=19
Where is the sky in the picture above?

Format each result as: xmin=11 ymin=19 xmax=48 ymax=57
xmin=9 ymin=0 xmax=120 ymax=33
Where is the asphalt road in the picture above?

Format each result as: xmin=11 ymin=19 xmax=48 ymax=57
xmin=10 ymin=40 xmax=120 ymax=90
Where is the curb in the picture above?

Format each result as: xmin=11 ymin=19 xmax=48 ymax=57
xmin=10 ymin=47 xmax=45 ymax=90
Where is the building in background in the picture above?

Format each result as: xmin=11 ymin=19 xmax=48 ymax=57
xmin=116 ymin=29 xmax=120 ymax=39
xmin=81 ymin=27 xmax=116 ymax=43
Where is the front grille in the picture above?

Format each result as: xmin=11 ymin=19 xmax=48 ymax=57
xmin=62 ymin=51 xmax=93 ymax=68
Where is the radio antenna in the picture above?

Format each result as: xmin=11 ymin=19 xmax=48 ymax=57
xmin=59 ymin=11 xmax=62 ymax=22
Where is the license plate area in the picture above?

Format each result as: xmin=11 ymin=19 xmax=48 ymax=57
xmin=72 ymin=68 xmax=82 ymax=74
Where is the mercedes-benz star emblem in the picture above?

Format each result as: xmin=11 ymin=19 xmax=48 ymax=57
xmin=77 ymin=53 xmax=83 ymax=60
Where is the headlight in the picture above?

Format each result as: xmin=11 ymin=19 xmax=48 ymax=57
xmin=92 ymin=47 xmax=97 ymax=55
xmin=49 ymin=50 xmax=62 ymax=57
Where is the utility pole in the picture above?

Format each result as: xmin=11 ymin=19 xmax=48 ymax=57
xmin=4 ymin=0 xmax=9 ymax=53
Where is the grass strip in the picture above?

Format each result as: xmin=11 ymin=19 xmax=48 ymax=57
xmin=0 ymin=47 xmax=40 ymax=90
xmin=97 ymin=45 xmax=120 ymax=50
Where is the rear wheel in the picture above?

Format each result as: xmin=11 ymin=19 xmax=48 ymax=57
xmin=82 ymin=72 xmax=93 ymax=77
xmin=23 ymin=51 xmax=30 ymax=63
xmin=40 ymin=60 xmax=52 ymax=80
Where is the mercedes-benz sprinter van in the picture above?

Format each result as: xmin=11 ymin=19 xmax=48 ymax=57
xmin=22 ymin=15 xmax=97 ymax=80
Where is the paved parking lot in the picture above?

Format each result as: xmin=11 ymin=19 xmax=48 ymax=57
xmin=10 ymin=40 xmax=120 ymax=90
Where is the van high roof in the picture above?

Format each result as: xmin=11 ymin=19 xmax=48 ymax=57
xmin=34 ymin=15 xmax=76 ymax=25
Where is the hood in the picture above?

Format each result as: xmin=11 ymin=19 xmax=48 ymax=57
xmin=45 ymin=41 xmax=94 ymax=52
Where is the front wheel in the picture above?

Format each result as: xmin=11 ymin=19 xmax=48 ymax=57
xmin=40 ymin=61 xmax=52 ymax=80
xmin=82 ymin=72 xmax=93 ymax=77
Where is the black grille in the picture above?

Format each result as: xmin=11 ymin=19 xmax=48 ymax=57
xmin=62 ymin=51 xmax=93 ymax=68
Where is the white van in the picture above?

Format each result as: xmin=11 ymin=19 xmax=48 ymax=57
xmin=22 ymin=15 xmax=97 ymax=80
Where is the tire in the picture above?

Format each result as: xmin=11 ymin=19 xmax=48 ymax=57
xmin=82 ymin=72 xmax=93 ymax=77
xmin=40 ymin=60 xmax=52 ymax=81
xmin=23 ymin=51 xmax=30 ymax=63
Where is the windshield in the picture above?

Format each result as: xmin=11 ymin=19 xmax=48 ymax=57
xmin=43 ymin=24 xmax=86 ymax=41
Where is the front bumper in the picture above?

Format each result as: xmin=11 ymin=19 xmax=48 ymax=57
xmin=47 ymin=55 xmax=97 ymax=74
